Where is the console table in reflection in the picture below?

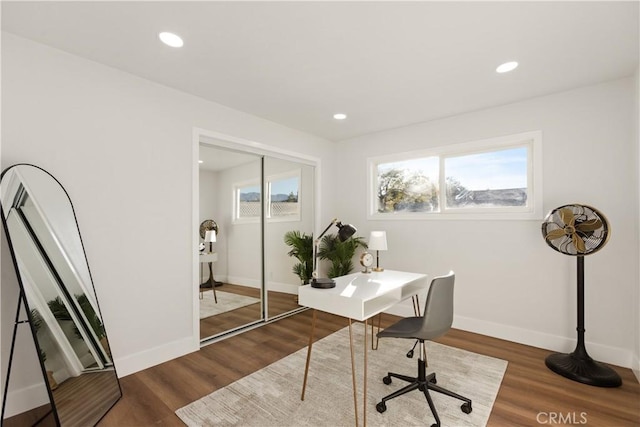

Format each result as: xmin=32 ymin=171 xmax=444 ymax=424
xmin=199 ymin=252 xmax=219 ymax=302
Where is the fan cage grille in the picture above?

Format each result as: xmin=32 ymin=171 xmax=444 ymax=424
xmin=541 ymin=204 xmax=609 ymax=256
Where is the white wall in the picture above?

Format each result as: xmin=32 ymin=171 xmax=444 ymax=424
xmin=335 ymin=77 xmax=639 ymax=368
xmin=264 ymin=158 xmax=315 ymax=293
xmin=0 ymin=31 xmax=336 ymax=389
xmin=216 ymin=160 xmax=263 ymax=287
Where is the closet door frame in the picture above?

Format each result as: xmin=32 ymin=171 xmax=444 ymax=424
xmin=192 ymin=128 xmax=320 ymax=348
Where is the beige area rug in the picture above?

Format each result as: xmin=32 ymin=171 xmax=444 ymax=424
xmin=199 ymin=290 xmax=260 ymax=319
xmin=176 ymin=323 xmax=507 ymax=426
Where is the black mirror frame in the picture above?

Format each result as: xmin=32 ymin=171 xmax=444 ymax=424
xmin=0 ymin=163 xmax=122 ymax=426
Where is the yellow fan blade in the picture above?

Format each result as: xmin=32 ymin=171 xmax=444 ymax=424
xmin=575 ymin=218 xmax=602 ymax=232
xmin=559 ymin=207 xmax=575 ymax=226
xmin=572 ymin=233 xmax=586 ymax=254
xmin=545 ymin=229 xmax=567 ymax=241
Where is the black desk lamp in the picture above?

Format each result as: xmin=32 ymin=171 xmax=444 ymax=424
xmin=311 ymin=218 xmax=357 ymax=288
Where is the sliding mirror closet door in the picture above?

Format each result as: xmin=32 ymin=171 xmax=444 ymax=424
xmin=199 ymin=145 xmax=264 ymax=341
xmin=263 ymin=158 xmax=314 ymax=319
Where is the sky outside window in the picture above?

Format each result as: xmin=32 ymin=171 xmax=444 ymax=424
xmin=445 ymin=147 xmax=527 ymax=190
xmin=271 ymin=176 xmax=298 ymax=197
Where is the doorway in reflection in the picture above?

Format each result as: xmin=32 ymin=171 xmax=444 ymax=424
xmin=198 ymin=138 xmax=315 ymax=342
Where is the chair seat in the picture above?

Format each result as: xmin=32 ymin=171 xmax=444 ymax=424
xmin=377 ymin=316 xmax=422 ymax=339
xmin=377 ymin=316 xmax=450 ymax=341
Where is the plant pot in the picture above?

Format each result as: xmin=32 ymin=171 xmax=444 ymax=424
xmin=46 ymin=371 xmax=58 ymax=390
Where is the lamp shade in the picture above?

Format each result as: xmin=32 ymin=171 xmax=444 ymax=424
xmin=368 ymin=231 xmax=387 ymax=251
xmin=336 ymin=222 xmax=357 ymax=242
xmin=204 ymin=229 xmax=216 ymax=243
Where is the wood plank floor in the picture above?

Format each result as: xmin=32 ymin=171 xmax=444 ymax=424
xmin=100 ymin=310 xmax=640 ymax=426
xmin=200 ymin=283 xmax=301 ymax=339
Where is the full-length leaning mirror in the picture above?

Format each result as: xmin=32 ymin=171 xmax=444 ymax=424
xmin=0 ymin=164 xmax=121 ymax=426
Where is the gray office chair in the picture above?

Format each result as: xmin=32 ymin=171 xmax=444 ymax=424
xmin=375 ymin=271 xmax=472 ymax=427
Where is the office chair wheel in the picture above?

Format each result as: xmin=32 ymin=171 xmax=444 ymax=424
xmin=376 ymin=402 xmax=387 ymax=413
xmin=382 ymin=375 xmax=392 ymax=385
xmin=429 ymin=375 xmax=437 ymax=384
xmin=461 ymin=402 xmax=472 ymax=414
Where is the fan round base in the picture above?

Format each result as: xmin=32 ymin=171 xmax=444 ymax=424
xmin=545 ymin=352 xmax=622 ymax=387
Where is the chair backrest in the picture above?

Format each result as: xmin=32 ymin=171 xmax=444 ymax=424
xmin=417 ymin=271 xmax=455 ymax=340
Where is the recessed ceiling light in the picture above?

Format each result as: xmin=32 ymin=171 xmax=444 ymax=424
xmin=496 ymin=61 xmax=518 ymax=73
xmin=198 ymin=160 xmax=203 ymax=164
xmin=333 ymin=113 xmax=347 ymax=120
xmin=159 ymin=32 xmax=184 ymax=48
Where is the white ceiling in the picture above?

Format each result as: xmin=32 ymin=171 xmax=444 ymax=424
xmin=2 ymin=1 xmax=638 ymax=142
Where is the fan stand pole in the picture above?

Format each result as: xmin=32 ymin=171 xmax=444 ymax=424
xmin=544 ymin=256 xmax=622 ymax=387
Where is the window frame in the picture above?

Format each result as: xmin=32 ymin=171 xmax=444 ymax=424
xmin=233 ymin=169 xmax=302 ymax=224
xmin=367 ymin=131 xmax=543 ymax=220
xmin=233 ymin=179 xmax=262 ymax=224
xmin=266 ymin=169 xmax=302 ymax=223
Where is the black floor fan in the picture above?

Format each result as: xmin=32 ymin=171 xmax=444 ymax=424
xmin=541 ymin=204 xmax=621 ymax=387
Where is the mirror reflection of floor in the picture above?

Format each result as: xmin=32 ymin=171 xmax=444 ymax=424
xmin=2 ymin=404 xmax=56 ymax=427
xmin=4 ymin=370 xmax=121 ymax=427
xmin=199 ymin=283 xmax=301 ymax=340
xmin=54 ymin=370 xmax=121 ymax=427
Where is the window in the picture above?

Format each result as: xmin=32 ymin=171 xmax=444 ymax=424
xmin=368 ymin=131 xmax=542 ymax=220
xmin=234 ymin=169 xmax=301 ymax=223
xmin=235 ymin=182 xmax=261 ymax=221
xmin=268 ymin=171 xmax=300 ymax=221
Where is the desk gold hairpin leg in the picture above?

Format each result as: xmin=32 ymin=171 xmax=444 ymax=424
xmin=363 ymin=318 xmax=368 ymax=427
xmin=412 ymin=295 xmax=421 ymax=316
xmin=371 ymin=296 xmax=420 ymax=351
xmin=371 ymin=313 xmax=382 ymax=350
xmin=348 ymin=319 xmax=359 ymax=427
xmin=301 ymin=309 xmax=317 ymax=401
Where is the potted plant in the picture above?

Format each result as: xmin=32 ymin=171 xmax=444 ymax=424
xmin=318 ymin=234 xmax=367 ymax=278
xmin=284 ymin=230 xmax=314 ymax=285
xmin=48 ymin=295 xmax=110 ymax=357
xmin=30 ymin=309 xmax=58 ymax=390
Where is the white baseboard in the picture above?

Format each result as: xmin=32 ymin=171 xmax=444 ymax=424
xmin=385 ymin=300 xmax=634 ymax=369
xmin=225 ymin=275 xmax=260 ymax=289
xmin=224 ymin=276 xmax=298 ymax=295
xmin=267 ymin=281 xmax=298 ymax=294
xmin=633 ymin=353 xmax=640 ymax=383
xmin=114 ymin=336 xmax=197 ymax=377
xmin=3 ymin=381 xmax=50 ymax=418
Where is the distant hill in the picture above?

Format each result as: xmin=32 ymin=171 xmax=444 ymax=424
xmin=240 ymin=192 xmax=260 ymax=202
xmin=240 ymin=192 xmax=297 ymax=202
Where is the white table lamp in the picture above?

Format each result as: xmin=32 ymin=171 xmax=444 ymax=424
xmin=204 ymin=229 xmax=216 ymax=252
xmin=368 ymin=231 xmax=387 ymax=272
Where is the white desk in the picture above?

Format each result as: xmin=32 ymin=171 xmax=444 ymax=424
xmin=299 ymin=270 xmax=428 ymax=427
